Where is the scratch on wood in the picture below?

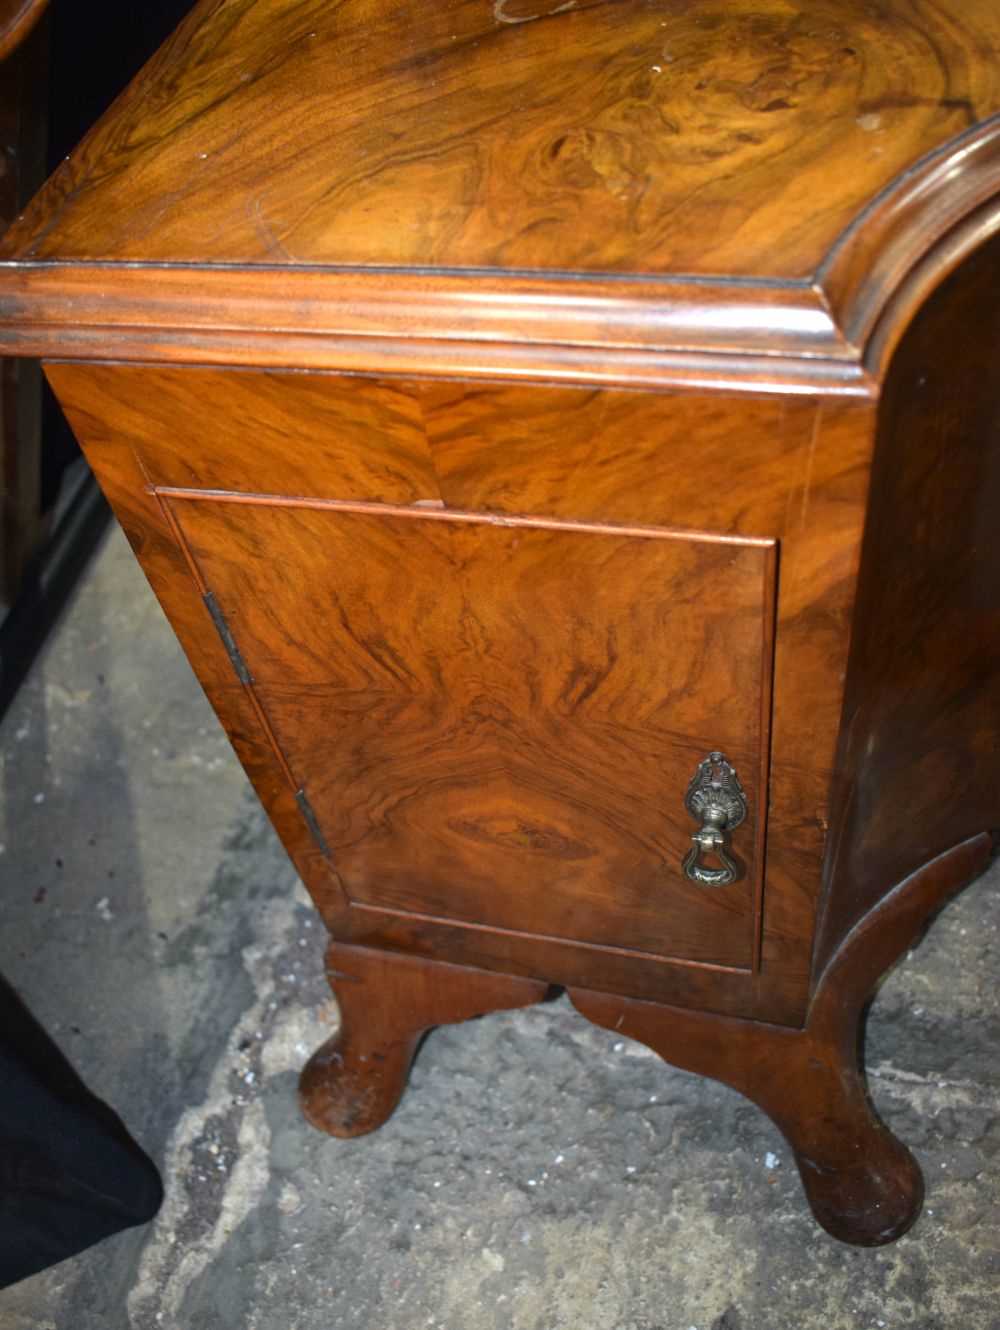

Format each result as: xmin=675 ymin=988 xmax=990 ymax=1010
xmin=248 ymin=197 xmax=295 ymax=262
xmin=494 ymin=0 xmax=576 ymax=25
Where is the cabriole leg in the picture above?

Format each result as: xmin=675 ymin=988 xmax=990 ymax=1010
xmin=571 ymin=834 xmax=993 ymax=1245
xmin=299 ymin=942 xmax=548 ymax=1138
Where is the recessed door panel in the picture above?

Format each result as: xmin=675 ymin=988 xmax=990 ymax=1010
xmin=172 ymin=497 xmax=775 ymax=968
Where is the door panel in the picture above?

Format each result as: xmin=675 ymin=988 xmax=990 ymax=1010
xmin=171 ymin=496 xmax=775 ymax=968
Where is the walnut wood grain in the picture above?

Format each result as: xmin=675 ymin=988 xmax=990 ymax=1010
xmin=300 ymin=943 xmax=548 ymax=1138
xmin=47 ymin=363 xmax=440 ymax=506
xmin=571 ymin=834 xmax=995 ymax=1246
xmin=416 ymin=378 xmax=878 ymax=1014
xmin=0 ymin=262 xmax=870 ymax=397
xmin=0 ymin=4 xmax=998 ymax=396
xmin=169 ymin=494 xmax=774 ymax=969
xmin=39 ymin=365 xmax=771 ymax=1017
xmin=4 ymin=0 xmax=999 ymax=281
xmin=43 ymin=358 xmax=877 ymax=1024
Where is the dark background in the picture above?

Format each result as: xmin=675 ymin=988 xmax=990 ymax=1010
xmin=0 ymin=0 xmax=198 ymax=717
xmin=41 ymin=0 xmax=198 ymax=510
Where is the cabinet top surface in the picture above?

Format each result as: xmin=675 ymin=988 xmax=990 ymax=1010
xmin=4 ymin=0 xmax=1000 ymax=280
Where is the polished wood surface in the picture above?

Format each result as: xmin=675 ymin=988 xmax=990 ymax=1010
xmin=0 ymin=261 xmax=873 ymax=397
xmin=1 ymin=4 xmax=1000 ymax=399
xmin=44 ymin=359 xmax=877 ymax=1024
xmin=3 ymin=0 xmax=999 ymax=280
xmin=171 ymin=495 xmax=772 ymax=967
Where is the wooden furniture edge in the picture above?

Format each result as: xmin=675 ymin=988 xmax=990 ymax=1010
xmin=1 ymin=118 xmax=999 ymax=391
xmin=1 ymin=327 xmax=877 ymax=398
xmin=0 ymin=263 xmax=865 ymax=397
xmin=820 ymin=112 xmax=1000 ymax=352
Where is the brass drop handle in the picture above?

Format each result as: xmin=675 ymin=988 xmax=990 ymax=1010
xmin=682 ymin=751 xmax=747 ymax=887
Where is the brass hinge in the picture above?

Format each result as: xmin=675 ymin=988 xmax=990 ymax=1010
xmin=203 ymin=592 xmax=253 ymax=686
xmin=295 ymin=788 xmax=332 ymax=858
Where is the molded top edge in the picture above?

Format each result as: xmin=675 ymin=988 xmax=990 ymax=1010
xmin=1 ymin=0 xmax=1000 ymax=388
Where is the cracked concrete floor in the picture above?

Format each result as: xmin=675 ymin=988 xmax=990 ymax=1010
xmin=1 ymin=525 xmax=1000 ymax=1330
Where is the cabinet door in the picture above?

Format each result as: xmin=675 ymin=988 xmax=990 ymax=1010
xmin=172 ymin=496 xmax=775 ymax=969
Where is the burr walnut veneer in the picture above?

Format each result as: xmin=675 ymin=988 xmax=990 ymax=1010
xmin=2 ymin=0 xmax=999 ymax=1246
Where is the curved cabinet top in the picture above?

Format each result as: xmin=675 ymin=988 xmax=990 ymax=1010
xmin=1 ymin=0 xmax=1000 ymax=393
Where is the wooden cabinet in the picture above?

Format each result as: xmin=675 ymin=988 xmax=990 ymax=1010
xmin=3 ymin=0 xmax=1000 ymax=1249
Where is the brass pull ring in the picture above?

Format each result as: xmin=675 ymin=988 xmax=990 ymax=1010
xmin=682 ymin=751 xmax=747 ymax=887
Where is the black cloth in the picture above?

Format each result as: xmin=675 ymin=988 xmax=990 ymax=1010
xmin=0 ymin=976 xmax=162 ymax=1288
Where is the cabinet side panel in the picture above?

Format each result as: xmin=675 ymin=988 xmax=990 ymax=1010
xmin=817 ymin=235 xmax=1000 ymax=972
xmin=40 ymin=359 xmax=350 ymax=921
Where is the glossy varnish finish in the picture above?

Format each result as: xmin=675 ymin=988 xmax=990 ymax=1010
xmin=3 ymin=0 xmax=1000 ymax=1248
xmin=3 ymin=0 xmax=1000 ymax=279
xmin=45 ymin=359 xmax=875 ymax=1022
xmin=0 ymin=2 xmax=999 ymax=401
xmin=170 ymin=495 xmax=773 ymax=967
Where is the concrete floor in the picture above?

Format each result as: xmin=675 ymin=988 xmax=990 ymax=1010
xmin=1 ymin=525 xmax=999 ymax=1330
